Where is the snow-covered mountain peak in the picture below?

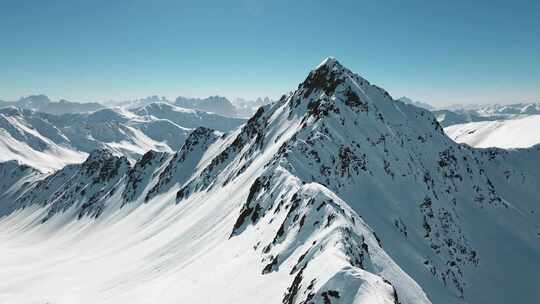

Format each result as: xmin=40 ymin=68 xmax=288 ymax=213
xmin=1 ymin=58 xmax=539 ymax=304
xmin=84 ymin=149 xmax=117 ymax=163
xmin=137 ymin=102 xmax=197 ymax=114
xmin=316 ymin=56 xmax=339 ymax=68
xmin=86 ymin=108 xmax=128 ymax=123
xmin=79 ymin=149 xmax=129 ymax=181
xmin=183 ymin=126 xmax=221 ymax=146
xmin=18 ymin=94 xmax=51 ymax=107
xmin=285 ymin=58 xmax=432 ymax=140
xmin=307 ymin=57 xmax=374 ymax=90
xmin=296 ymin=57 xmax=395 ymax=115
xmin=301 ymin=56 xmax=356 ymax=94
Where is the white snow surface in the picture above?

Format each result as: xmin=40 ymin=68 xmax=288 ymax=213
xmin=0 ymin=106 xmax=245 ymax=172
xmin=1 ymin=58 xmax=539 ymax=304
xmin=444 ymin=114 xmax=540 ymax=148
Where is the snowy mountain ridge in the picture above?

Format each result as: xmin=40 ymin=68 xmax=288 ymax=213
xmin=1 ymin=58 xmax=539 ymax=304
xmin=0 ymin=105 xmax=245 ymax=171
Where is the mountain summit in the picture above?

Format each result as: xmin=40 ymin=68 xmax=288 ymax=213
xmin=1 ymin=58 xmax=539 ymax=304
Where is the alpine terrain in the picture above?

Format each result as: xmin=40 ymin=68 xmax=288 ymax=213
xmin=444 ymin=114 xmax=540 ymax=148
xmin=0 ymin=95 xmax=105 ymax=115
xmin=1 ymin=58 xmax=539 ymax=304
xmin=0 ymin=105 xmax=245 ymax=171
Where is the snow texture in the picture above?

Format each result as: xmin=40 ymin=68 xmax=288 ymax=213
xmin=444 ymin=114 xmax=540 ymax=148
xmin=0 ymin=105 xmax=245 ymax=172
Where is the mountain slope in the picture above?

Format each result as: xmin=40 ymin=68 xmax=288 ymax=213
xmin=444 ymin=114 xmax=540 ymax=148
xmin=132 ymin=102 xmax=245 ymax=131
xmin=0 ymin=105 xmax=245 ymax=171
xmin=1 ymin=58 xmax=539 ymax=304
xmin=0 ymin=108 xmax=89 ymax=171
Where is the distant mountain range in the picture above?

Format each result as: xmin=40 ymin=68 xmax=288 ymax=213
xmin=174 ymin=95 xmax=238 ymax=117
xmin=233 ymin=97 xmax=274 ymax=117
xmin=0 ymin=94 xmax=105 ymax=115
xmin=397 ymin=96 xmax=435 ymax=110
xmin=442 ymin=102 xmax=540 ymax=115
xmin=0 ymin=104 xmax=245 ymax=171
xmin=432 ymin=102 xmax=540 ymax=148
xmin=102 ymin=95 xmax=273 ymax=118
xmin=431 ymin=109 xmax=500 ymax=127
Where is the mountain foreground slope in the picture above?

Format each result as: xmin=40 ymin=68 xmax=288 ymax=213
xmin=0 ymin=58 xmax=539 ymax=304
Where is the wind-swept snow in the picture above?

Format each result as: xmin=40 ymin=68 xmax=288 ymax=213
xmin=445 ymin=114 xmax=540 ymax=148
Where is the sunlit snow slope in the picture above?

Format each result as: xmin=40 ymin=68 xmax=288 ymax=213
xmin=0 ymin=106 xmax=245 ymax=171
xmin=1 ymin=58 xmax=539 ymax=304
xmin=444 ymin=114 xmax=540 ymax=148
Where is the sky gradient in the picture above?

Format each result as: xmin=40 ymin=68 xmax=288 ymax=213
xmin=1 ymin=0 xmax=539 ymax=107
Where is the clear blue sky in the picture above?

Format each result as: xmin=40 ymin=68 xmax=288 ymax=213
xmin=1 ymin=0 xmax=539 ymax=106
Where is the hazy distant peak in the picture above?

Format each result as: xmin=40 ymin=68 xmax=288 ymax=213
xmin=174 ymin=95 xmax=237 ymax=117
xmin=398 ymin=96 xmax=435 ymax=110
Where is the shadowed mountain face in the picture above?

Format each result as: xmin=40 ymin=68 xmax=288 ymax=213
xmin=1 ymin=58 xmax=539 ymax=304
